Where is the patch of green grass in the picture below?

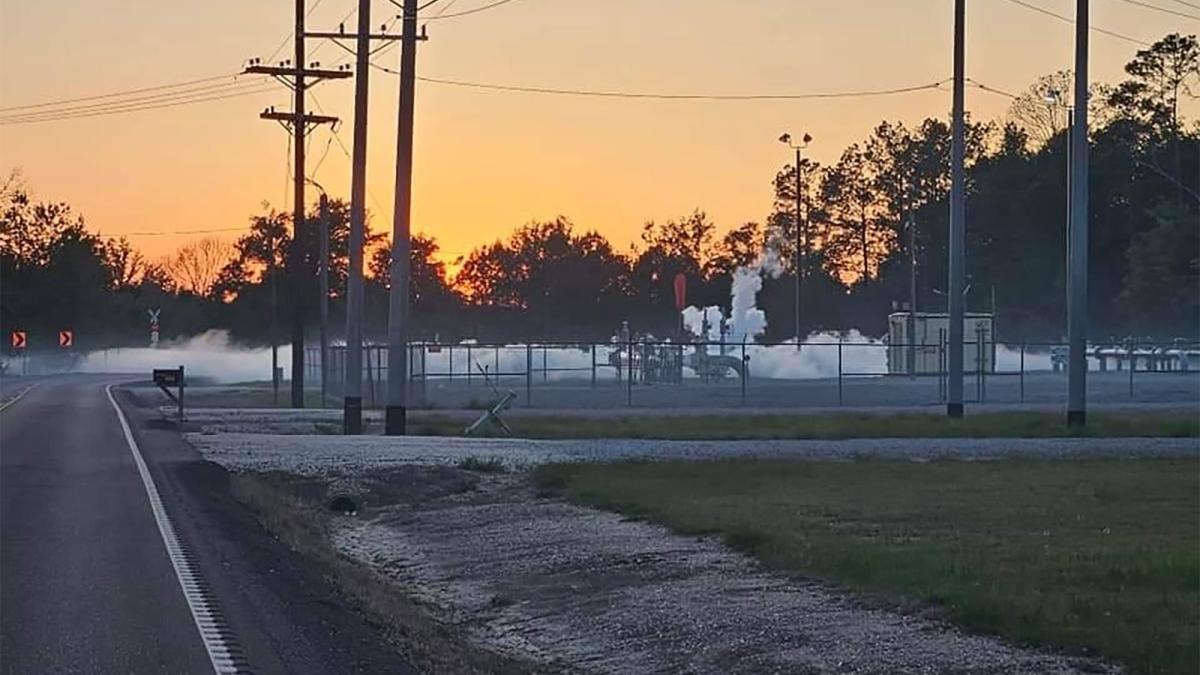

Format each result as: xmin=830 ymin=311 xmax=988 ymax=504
xmin=456 ymin=456 xmax=507 ymax=473
xmin=533 ymin=457 xmax=1200 ymax=674
xmin=409 ymin=410 xmax=1199 ymax=440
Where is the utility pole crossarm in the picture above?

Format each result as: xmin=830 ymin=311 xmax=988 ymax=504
xmin=243 ymin=65 xmax=353 ymax=80
xmin=259 ymin=110 xmax=340 ymax=125
xmin=304 ymin=31 xmax=409 ymax=41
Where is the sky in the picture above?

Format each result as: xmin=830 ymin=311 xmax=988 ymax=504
xmin=0 ymin=0 xmax=1194 ymax=268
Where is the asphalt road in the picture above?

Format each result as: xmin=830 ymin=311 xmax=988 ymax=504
xmin=0 ymin=375 xmax=419 ymax=674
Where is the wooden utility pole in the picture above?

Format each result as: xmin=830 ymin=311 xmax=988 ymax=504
xmin=385 ymin=0 xmax=425 ymax=435
xmin=244 ymin=2 xmax=350 ymax=409
xmin=1066 ymin=0 xmax=1090 ymax=427
xmin=947 ymin=0 xmax=966 ymax=418
xmin=303 ymin=1 xmax=407 ymax=434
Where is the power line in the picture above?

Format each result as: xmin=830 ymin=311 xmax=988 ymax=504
xmin=100 ymin=226 xmax=251 ymax=238
xmin=264 ymin=0 xmax=332 ymax=63
xmin=0 ymin=78 xmax=270 ymax=121
xmin=966 ymin=78 xmax=1020 ymax=100
xmin=310 ymin=92 xmax=392 ymax=228
xmin=1110 ymin=0 xmax=1200 ymax=20
xmin=0 ymin=73 xmax=242 ymax=113
xmin=1166 ymin=0 xmax=1200 ymax=10
xmin=411 ymin=0 xmax=519 ymax=19
xmin=428 ymin=0 xmax=462 ymax=18
xmin=373 ymin=68 xmax=951 ymax=100
xmin=0 ymin=85 xmax=281 ymax=125
xmin=1002 ymin=0 xmax=1151 ymax=45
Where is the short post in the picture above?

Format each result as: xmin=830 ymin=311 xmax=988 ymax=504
xmin=177 ymin=366 xmax=185 ymax=424
xmin=1019 ymin=341 xmax=1025 ymax=403
xmin=837 ymin=339 xmax=844 ymax=406
xmin=542 ymin=344 xmax=548 ymax=383
xmin=590 ymin=344 xmax=597 ymax=388
xmin=494 ymin=345 xmax=500 ymax=383
xmin=526 ymin=343 xmax=533 ymax=407
xmin=448 ymin=344 xmax=454 ymax=382
xmin=466 ymin=345 xmax=472 ymax=386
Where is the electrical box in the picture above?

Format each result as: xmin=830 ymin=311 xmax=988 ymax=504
xmin=887 ymin=312 xmax=994 ymax=375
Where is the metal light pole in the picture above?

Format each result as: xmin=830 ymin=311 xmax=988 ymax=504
xmin=906 ymin=179 xmax=918 ymax=375
xmin=947 ymin=0 xmax=966 ymax=418
xmin=1045 ymin=90 xmax=1074 ymax=342
xmin=316 ymin=187 xmax=330 ymax=407
xmin=779 ymin=132 xmax=812 ymax=348
xmin=1067 ymin=0 xmax=1090 ymax=427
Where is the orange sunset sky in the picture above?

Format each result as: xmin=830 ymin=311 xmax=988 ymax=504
xmin=0 ymin=1 xmax=1193 ymax=268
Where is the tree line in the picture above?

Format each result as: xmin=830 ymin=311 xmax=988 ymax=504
xmin=2 ymin=34 xmax=1196 ymax=350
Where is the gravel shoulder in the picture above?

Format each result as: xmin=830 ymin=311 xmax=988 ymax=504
xmin=279 ymin=466 xmax=1113 ymax=674
xmin=188 ymin=431 xmax=1198 ymax=475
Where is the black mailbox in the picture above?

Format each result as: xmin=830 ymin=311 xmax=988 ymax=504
xmin=153 ymin=366 xmax=186 ymax=424
xmin=153 ymin=368 xmax=184 ymax=387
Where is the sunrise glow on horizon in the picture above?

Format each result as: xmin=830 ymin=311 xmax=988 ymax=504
xmin=1 ymin=0 xmax=1192 ymax=269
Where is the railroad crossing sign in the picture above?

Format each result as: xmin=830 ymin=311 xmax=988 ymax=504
xmin=10 ymin=331 xmax=26 ymax=350
xmin=58 ymin=330 xmax=73 ymax=348
xmin=148 ymin=308 xmax=161 ymax=347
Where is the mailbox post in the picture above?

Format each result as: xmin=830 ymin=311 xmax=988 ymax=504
xmin=153 ymin=366 xmax=186 ymax=424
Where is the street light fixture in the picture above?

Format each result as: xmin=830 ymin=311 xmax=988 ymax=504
xmin=779 ymin=131 xmax=812 ymax=349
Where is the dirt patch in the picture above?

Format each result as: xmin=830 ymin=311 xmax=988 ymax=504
xmin=246 ymin=465 xmax=1108 ymax=674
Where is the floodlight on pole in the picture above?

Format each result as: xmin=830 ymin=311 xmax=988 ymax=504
xmin=779 ymin=131 xmax=812 ymax=349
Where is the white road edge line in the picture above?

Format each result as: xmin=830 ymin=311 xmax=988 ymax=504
xmin=0 ymin=383 xmax=37 ymax=413
xmin=104 ymin=384 xmax=240 ymax=675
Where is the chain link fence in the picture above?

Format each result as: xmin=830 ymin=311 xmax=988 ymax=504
xmin=307 ymin=338 xmax=1200 ymax=411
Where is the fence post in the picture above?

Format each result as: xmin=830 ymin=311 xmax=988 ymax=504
xmin=938 ymin=328 xmax=947 ymax=403
xmin=448 ymin=344 xmax=453 ymax=383
xmin=365 ymin=345 xmax=375 ymax=408
xmin=740 ymin=341 xmax=747 ymax=407
xmin=543 ymin=344 xmax=548 ymax=382
xmin=1129 ymin=339 xmax=1135 ymax=400
xmin=591 ymin=344 xmax=597 ymax=388
xmin=495 ymin=345 xmax=500 ymax=382
xmin=627 ymin=342 xmax=634 ymax=407
xmin=526 ymin=343 xmax=533 ymax=407
xmin=419 ymin=345 xmax=427 ymax=407
xmin=466 ymin=345 xmax=472 ymax=386
xmin=837 ymin=339 xmax=844 ymax=406
xmin=976 ymin=325 xmax=984 ymax=403
xmin=1019 ymin=340 xmax=1025 ymax=403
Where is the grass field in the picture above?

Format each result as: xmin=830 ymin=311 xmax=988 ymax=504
xmin=409 ymin=410 xmax=1199 ymax=439
xmin=534 ymin=457 xmax=1200 ymax=674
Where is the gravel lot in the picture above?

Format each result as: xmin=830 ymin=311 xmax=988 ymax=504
xmin=188 ymin=431 xmax=1198 ymax=475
